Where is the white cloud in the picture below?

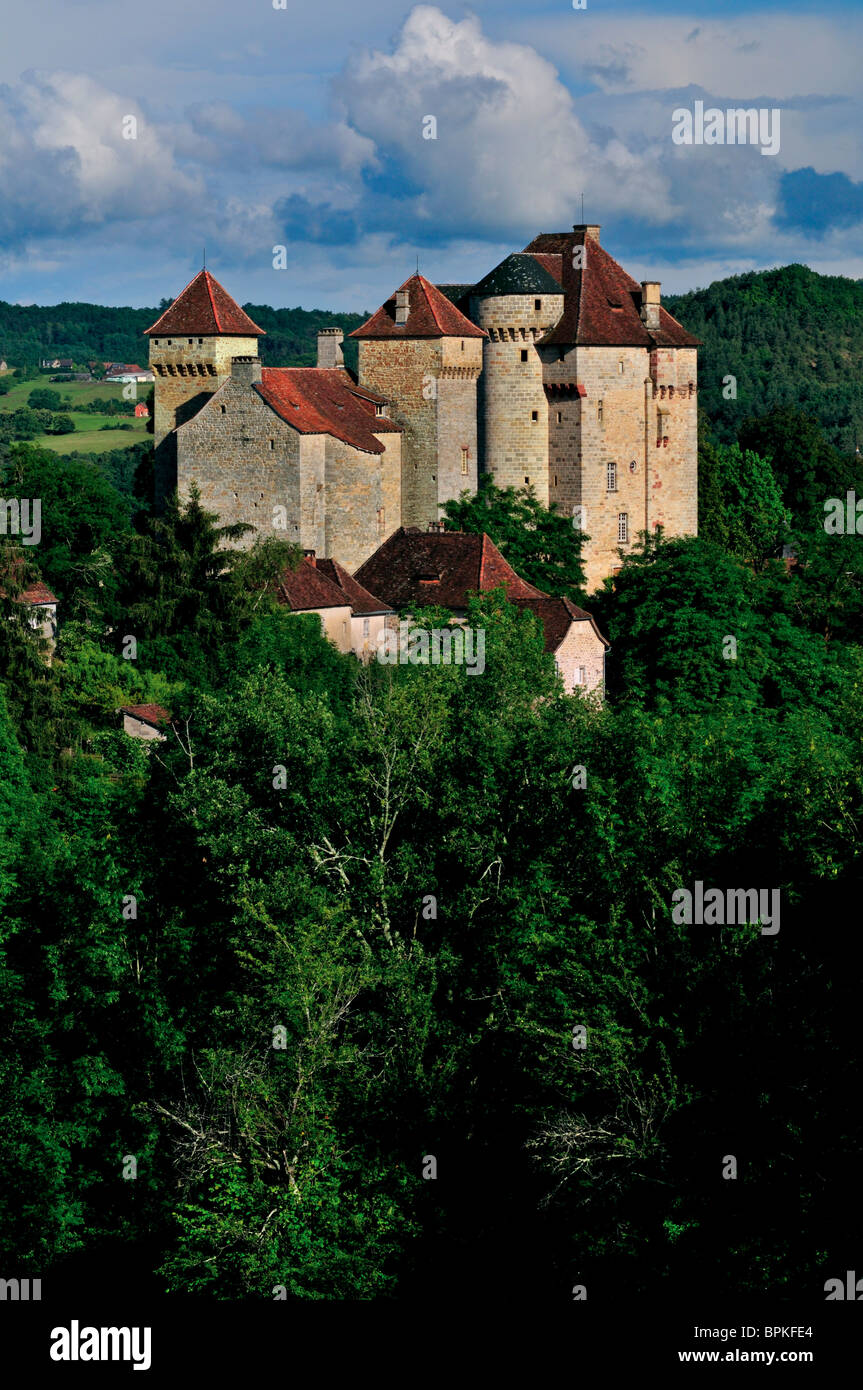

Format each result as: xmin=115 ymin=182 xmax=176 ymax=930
xmin=337 ymin=5 xmax=675 ymax=236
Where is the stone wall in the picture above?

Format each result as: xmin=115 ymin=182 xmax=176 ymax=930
xmin=176 ymin=377 xmax=301 ymax=549
xmin=358 ymin=337 xmax=480 ymax=529
xmin=542 ymin=343 xmax=698 ymax=593
xmin=553 ymin=620 xmax=606 ymax=696
xmin=149 ymin=333 xmax=260 ymax=506
xmin=471 ymin=291 xmax=563 ymax=502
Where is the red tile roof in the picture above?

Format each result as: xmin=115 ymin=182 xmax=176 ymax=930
xmin=19 ymin=580 xmax=57 ymax=605
xmin=255 ymin=367 xmax=401 ymax=454
xmin=315 ymin=557 xmax=394 ymax=615
xmin=274 ymin=556 xmax=353 ymax=612
xmin=353 ymin=528 xmax=546 ymax=610
xmin=350 ymin=274 xmax=486 ymax=340
xmin=121 ymin=703 xmax=171 ymax=727
xmin=145 ymin=269 xmax=265 ymax=338
xmin=523 ymin=231 xmax=699 ymax=349
xmin=508 ymin=595 xmax=609 ymax=652
xmin=105 ymin=363 xmax=145 ymax=375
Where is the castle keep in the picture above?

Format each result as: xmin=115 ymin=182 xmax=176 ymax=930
xmin=146 ymin=225 xmax=698 ymax=589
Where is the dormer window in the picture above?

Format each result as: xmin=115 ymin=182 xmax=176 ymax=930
xmin=375 ymin=404 xmax=385 ymax=417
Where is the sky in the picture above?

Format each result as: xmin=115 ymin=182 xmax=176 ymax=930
xmin=0 ymin=0 xmax=861 ymax=311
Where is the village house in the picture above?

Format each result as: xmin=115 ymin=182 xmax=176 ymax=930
xmin=354 ymin=525 xmax=608 ymax=695
xmin=274 ymin=552 xmax=395 ymax=661
xmin=120 ymin=703 xmax=171 ymax=741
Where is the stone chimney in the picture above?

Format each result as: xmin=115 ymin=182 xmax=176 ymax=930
xmin=317 ymin=328 xmax=344 ymax=369
xmin=573 ymin=224 xmax=601 ymax=244
xmin=303 ymin=549 xmax=316 ymax=566
xmin=395 ymin=287 xmax=410 ymax=326
xmin=231 ymin=355 xmax=262 ymax=385
xmin=640 ymin=282 xmax=661 ymax=330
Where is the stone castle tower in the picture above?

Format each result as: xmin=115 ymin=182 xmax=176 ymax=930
xmin=145 ymin=269 xmax=265 ymax=504
xmin=349 ymin=274 xmax=484 ymax=529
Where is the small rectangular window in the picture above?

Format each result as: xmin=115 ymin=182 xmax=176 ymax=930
xmin=597 ymin=399 xmax=604 ymax=424
xmin=269 ymin=439 xmax=275 ymax=450
xmin=524 ymin=476 xmax=530 ymax=485
xmin=618 ymin=512 xmax=628 ymax=543
xmin=618 ymin=360 xmax=624 ymax=374
xmin=461 ymin=447 xmax=469 ymax=476
xmin=553 ymin=474 xmax=559 ymax=488
xmin=557 ymin=412 xmax=562 ymax=424
xmin=531 ymin=410 xmax=538 ymax=422
xmin=521 ymin=349 xmax=528 ymax=362
xmin=607 ymin=462 xmax=617 ymax=492
xmin=220 ymin=404 xmax=226 ymax=414
xmin=534 ymin=299 xmax=541 ymax=311
xmin=362 ymin=617 xmax=370 ymax=638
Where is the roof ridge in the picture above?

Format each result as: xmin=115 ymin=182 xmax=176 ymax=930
xmin=419 ymin=275 xmax=445 ymax=334
xmin=204 ymin=270 xmax=222 ymax=334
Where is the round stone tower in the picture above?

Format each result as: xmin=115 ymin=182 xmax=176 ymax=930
xmin=469 ymin=254 xmax=564 ymax=503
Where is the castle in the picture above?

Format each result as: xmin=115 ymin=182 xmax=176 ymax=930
xmin=145 ymin=224 xmax=698 ymax=591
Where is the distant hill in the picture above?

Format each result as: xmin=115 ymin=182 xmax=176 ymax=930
xmin=3 ymin=262 xmax=862 ymax=448
xmin=0 ymin=300 xmax=368 ymax=374
xmin=665 ymin=264 xmax=863 ymax=452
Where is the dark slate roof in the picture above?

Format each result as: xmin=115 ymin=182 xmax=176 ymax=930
xmin=435 ymin=283 xmax=475 ymax=306
xmin=145 ymin=270 xmax=265 ymax=337
xmin=274 ymin=557 xmax=352 ymax=612
xmin=472 ymin=252 xmax=564 ymax=299
xmin=255 ymin=368 xmax=401 ymax=454
xmin=523 ymin=229 xmax=699 ymax=349
xmin=353 ymin=528 xmax=546 ymax=610
xmin=350 ymin=274 xmax=486 ymax=340
xmin=316 ymin=557 xmax=394 ymax=616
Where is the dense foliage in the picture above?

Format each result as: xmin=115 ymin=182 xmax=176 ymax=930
xmin=665 ymin=264 xmax=863 ymax=451
xmin=1 ymin=345 xmax=861 ymax=1303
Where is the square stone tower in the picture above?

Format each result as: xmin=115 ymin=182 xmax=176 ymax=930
xmin=145 ymin=269 xmax=265 ymax=505
xmin=350 ymin=274 xmax=486 ymax=529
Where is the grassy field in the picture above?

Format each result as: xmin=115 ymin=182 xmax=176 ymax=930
xmin=0 ymin=370 xmax=150 ymax=452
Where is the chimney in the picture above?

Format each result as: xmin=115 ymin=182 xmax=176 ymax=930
xmin=573 ymin=224 xmax=601 ymax=244
xmin=231 ymin=355 xmax=262 ymax=385
xmin=395 ymin=287 xmax=410 ymax=327
xmin=317 ymin=328 xmax=344 ymax=369
xmin=303 ymin=549 xmax=316 ymax=566
xmin=640 ymin=281 xmax=661 ymax=330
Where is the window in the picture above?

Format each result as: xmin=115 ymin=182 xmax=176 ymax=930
xmin=198 ymin=338 xmax=203 ymax=345
xmin=524 ymin=476 xmax=530 ymax=485
xmin=461 ymin=340 xmax=464 ymax=351
xmin=618 ymin=360 xmax=624 ymax=374
xmin=597 ymin=399 xmax=604 ymax=424
xmin=607 ymin=461 xmax=617 ymax=492
xmin=461 ymin=447 xmax=469 ymax=476
xmin=220 ymin=405 xmax=226 ymax=414
xmin=531 ymin=410 xmax=538 ymax=422
xmin=521 ymin=349 xmax=528 ymax=362
xmin=553 ymin=474 xmax=559 ymax=488
xmin=557 ymin=412 xmax=562 ymax=424
xmin=362 ymin=617 xmax=370 ymax=638
xmin=154 ymin=339 xmax=159 ymax=345
xmin=534 ymin=299 xmax=541 ymax=311
xmin=167 ymin=339 xmax=172 ymax=346
xmin=269 ymin=439 xmax=275 ymax=450
xmin=375 ymin=404 xmax=385 ymax=416
xmin=575 ymin=666 xmax=586 ymax=686
xmin=618 ymin=512 xmax=628 ymax=543
xmin=188 ymin=338 xmax=193 ymax=345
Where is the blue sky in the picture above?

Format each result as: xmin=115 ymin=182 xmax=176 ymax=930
xmin=1 ymin=0 xmax=861 ymax=311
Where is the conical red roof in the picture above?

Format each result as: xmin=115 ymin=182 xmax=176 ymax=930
xmin=145 ymin=269 xmax=264 ymax=337
xmin=350 ymin=274 xmax=485 ymax=340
